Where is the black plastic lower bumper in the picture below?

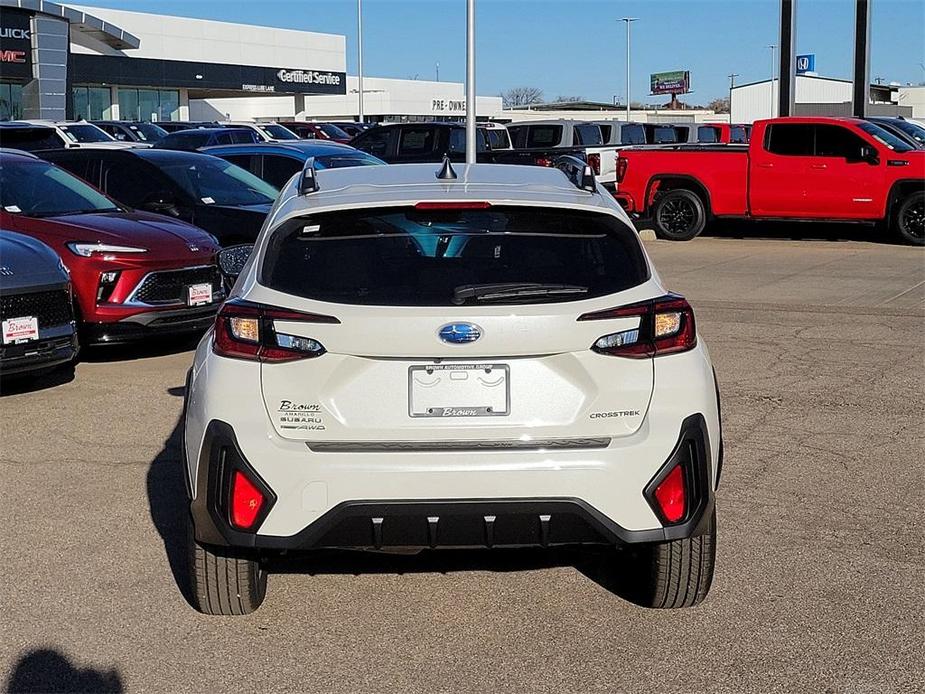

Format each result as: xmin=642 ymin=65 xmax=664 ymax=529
xmin=189 ymin=414 xmax=716 ymax=551
xmin=0 ymin=333 xmax=78 ymax=376
xmin=83 ymin=305 xmax=218 ymax=345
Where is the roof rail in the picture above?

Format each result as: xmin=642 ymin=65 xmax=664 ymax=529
xmin=297 ymin=156 xmax=319 ymax=195
xmin=554 ymin=154 xmax=597 ymax=193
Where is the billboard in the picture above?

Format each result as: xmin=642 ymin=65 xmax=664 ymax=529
xmin=650 ymin=70 xmax=690 ymax=95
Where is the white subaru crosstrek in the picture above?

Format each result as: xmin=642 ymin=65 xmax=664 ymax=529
xmin=183 ymin=158 xmax=723 ymax=615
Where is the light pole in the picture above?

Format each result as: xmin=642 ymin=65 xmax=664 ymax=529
xmin=357 ymin=0 xmax=364 ymax=123
xmin=728 ymin=72 xmax=739 ymax=121
xmin=768 ymin=44 xmax=777 ymax=118
xmin=436 ymin=61 xmax=440 ymax=82
xmin=465 ymin=0 xmax=476 ymax=164
xmin=620 ymin=18 xmax=639 ymax=122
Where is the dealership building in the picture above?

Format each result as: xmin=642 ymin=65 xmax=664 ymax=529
xmin=0 ymin=1 xmax=501 ymax=122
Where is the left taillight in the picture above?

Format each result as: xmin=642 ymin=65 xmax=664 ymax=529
xmin=616 ymin=156 xmax=628 ymax=183
xmin=212 ymin=299 xmax=339 ymax=363
xmin=587 ymin=152 xmax=601 ymax=175
xmin=578 ymin=293 xmax=696 ymax=358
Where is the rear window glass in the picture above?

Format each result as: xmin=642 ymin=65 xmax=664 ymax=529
xmin=261 ymin=206 xmax=648 ymax=306
xmin=598 ymin=124 xmax=612 ymax=142
xmin=620 ymin=125 xmax=645 ymax=145
xmin=399 ymin=128 xmax=435 ymax=154
xmin=573 ymin=124 xmax=603 ymax=146
xmin=729 ymin=126 xmax=748 ymax=144
xmin=526 ymin=125 xmax=562 ymax=148
xmin=484 ymin=127 xmax=511 ymax=150
xmin=697 ymin=126 xmax=720 ymax=143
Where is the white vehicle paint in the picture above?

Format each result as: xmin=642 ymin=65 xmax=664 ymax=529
xmin=183 ymin=160 xmax=722 ymax=614
xmin=20 ymin=120 xmax=148 ymax=149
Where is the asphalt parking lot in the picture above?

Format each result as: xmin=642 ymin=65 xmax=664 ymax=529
xmin=1 ymin=231 xmax=923 ymax=694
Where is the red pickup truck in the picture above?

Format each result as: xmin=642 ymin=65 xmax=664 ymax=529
xmin=614 ymin=117 xmax=925 ymax=245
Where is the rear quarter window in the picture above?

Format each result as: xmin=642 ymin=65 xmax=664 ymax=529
xmin=260 ymin=205 xmax=649 ymax=306
xmin=526 ymin=125 xmax=563 ymax=148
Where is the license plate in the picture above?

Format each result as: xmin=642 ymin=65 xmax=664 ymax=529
xmin=187 ymin=283 xmax=213 ymax=306
xmin=409 ymin=364 xmax=510 ymax=417
xmin=2 ymin=315 xmax=39 ymax=344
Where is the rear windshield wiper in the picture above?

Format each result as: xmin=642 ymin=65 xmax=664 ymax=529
xmin=452 ymin=282 xmax=589 ymax=305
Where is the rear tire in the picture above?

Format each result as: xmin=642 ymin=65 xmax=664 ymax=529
xmin=187 ymin=516 xmax=267 ymax=615
xmin=893 ymin=192 xmax=924 ymax=246
xmin=622 ymin=509 xmax=716 ymax=608
xmin=652 ymin=189 xmax=707 ymax=241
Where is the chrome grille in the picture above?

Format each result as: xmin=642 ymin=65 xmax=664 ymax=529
xmin=129 ymin=266 xmax=221 ymax=305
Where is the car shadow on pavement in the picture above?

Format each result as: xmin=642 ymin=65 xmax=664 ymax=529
xmin=5 ymin=648 xmax=122 ymax=693
xmin=0 ymin=364 xmax=75 ymax=397
xmin=147 ymin=387 xmax=652 ymax=610
xmin=146 ymin=397 xmax=196 ymax=609
xmin=80 ymin=333 xmax=201 ymax=364
xmin=270 ymin=545 xmax=650 ymax=606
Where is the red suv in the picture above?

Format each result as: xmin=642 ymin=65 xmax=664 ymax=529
xmin=0 ymin=151 xmax=224 ymax=343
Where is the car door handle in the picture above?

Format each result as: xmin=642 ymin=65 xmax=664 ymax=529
xmin=810 ymin=163 xmax=827 ymax=169
xmin=756 ymin=162 xmax=774 ymax=168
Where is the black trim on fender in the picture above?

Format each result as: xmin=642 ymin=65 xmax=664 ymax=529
xmin=189 ymin=416 xmax=715 ymax=550
xmin=189 ymin=420 xmax=277 ymax=546
xmin=643 ymin=413 xmax=711 ymax=526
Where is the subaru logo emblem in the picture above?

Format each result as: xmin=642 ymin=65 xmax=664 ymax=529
xmin=438 ymin=323 xmax=482 ymax=344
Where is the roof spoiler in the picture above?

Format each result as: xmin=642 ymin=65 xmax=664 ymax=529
xmin=554 ymin=154 xmax=597 ymax=193
xmin=297 ymin=156 xmax=318 ymax=195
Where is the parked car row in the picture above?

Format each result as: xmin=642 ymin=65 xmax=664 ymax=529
xmin=0 ymin=132 xmax=390 ymax=379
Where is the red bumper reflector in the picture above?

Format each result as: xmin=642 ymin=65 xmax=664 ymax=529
xmin=654 ymin=465 xmax=686 ymax=523
xmin=230 ymin=470 xmax=265 ymax=530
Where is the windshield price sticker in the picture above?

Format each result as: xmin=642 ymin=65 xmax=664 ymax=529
xmin=2 ymin=316 xmax=39 ymax=344
xmin=188 ymin=284 xmax=213 ymax=306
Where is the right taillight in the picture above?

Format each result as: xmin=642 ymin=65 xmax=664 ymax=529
xmin=578 ymin=293 xmax=696 ymax=358
xmin=615 ymin=156 xmax=628 ymax=183
xmin=213 ymin=299 xmax=338 ymax=363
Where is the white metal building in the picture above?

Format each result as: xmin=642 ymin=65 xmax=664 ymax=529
xmin=0 ymin=1 xmax=500 ymax=122
xmin=191 ymin=76 xmax=503 ymax=122
xmin=730 ymin=75 xmax=914 ymax=123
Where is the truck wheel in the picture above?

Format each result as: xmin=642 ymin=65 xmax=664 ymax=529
xmin=187 ymin=516 xmax=267 ymax=615
xmin=894 ymin=192 xmax=924 ymax=246
xmin=653 ymin=189 xmax=707 ymax=241
xmin=621 ymin=509 xmax=716 ymax=608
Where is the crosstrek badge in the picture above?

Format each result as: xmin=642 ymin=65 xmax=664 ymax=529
xmin=2 ymin=316 xmax=38 ymax=344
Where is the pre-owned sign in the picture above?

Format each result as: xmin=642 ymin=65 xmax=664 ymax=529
xmin=0 ymin=8 xmax=33 ymax=81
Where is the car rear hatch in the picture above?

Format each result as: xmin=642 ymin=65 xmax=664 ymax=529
xmin=245 ymin=203 xmax=656 ymax=444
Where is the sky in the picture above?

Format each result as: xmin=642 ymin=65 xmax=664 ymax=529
xmin=76 ymin=0 xmax=925 ymax=104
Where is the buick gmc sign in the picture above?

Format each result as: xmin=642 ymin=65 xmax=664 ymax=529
xmin=0 ymin=8 xmax=33 ymax=80
xmin=277 ymin=69 xmax=342 ymax=86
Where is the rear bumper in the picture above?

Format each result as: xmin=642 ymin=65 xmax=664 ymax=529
xmin=83 ymin=304 xmax=218 ymax=345
xmin=188 ymin=415 xmax=716 ymax=551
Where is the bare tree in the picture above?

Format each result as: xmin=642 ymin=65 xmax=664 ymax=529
xmin=707 ymin=97 xmax=730 ymax=113
xmin=501 ymin=86 xmax=544 ymax=109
